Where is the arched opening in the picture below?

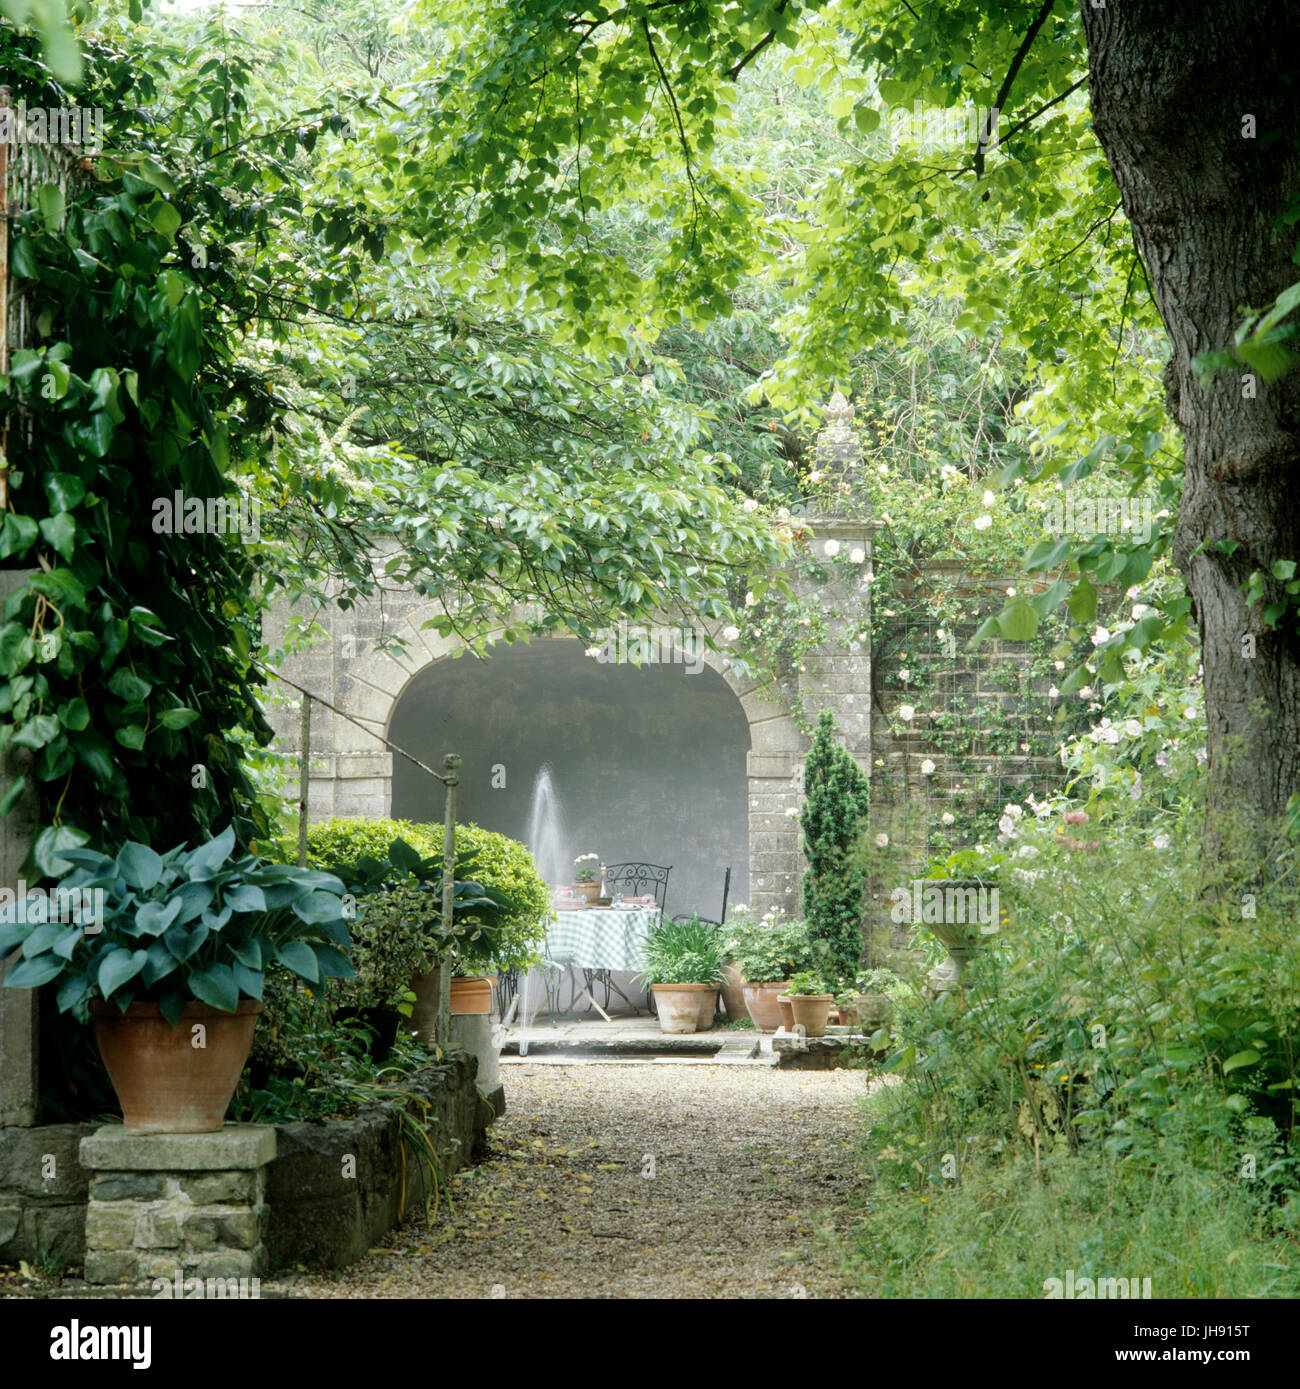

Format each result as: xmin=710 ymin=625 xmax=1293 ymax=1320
xmin=388 ymin=638 xmax=750 ymax=919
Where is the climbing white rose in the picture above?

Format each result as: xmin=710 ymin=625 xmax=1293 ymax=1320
xmin=921 ymin=759 xmax=936 ymax=775
xmin=1091 ymin=626 xmax=1111 ymax=646
xmin=823 ymin=539 xmax=841 ymax=557
xmin=874 ymin=833 xmax=890 ymax=848
xmin=982 ymin=489 xmax=996 ymax=506
xmin=973 ymin=514 xmax=993 ymax=530
xmin=1124 ymin=719 xmax=1143 ymax=737
xmin=1153 ymin=834 xmax=1171 ymax=850
xmin=898 ymin=704 xmax=915 ymax=722
xmin=941 ymin=812 xmax=955 ymax=826
xmin=850 ymin=548 xmax=866 ymax=564
xmin=742 ymin=498 xmax=759 ymax=513
xmin=722 ymin=625 xmax=741 ymax=642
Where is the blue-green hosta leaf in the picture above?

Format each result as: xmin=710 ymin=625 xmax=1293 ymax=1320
xmin=55 ymin=971 xmax=91 ymax=1013
xmin=173 ymin=880 xmax=215 ymax=925
xmin=189 ymin=963 xmax=239 ymax=1012
xmin=3 ymin=953 xmax=65 ymax=989
xmin=292 ymin=891 xmax=346 ymax=925
xmin=311 ymin=943 xmax=354 ymax=979
xmin=201 ymin=903 xmax=233 ymax=931
xmin=224 ymin=883 xmax=266 ymax=914
xmin=186 ymin=825 xmax=236 ymax=873
xmin=312 ymin=916 xmax=351 ymax=947
xmin=0 ymin=920 xmax=27 ymax=953
xmin=163 ymin=919 xmax=209 ymax=962
xmin=159 ymin=993 xmax=186 ymax=1026
xmin=274 ymin=940 xmax=320 ymax=982
xmin=136 ymin=897 xmax=183 ymax=936
xmin=51 ymin=924 xmax=84 ymax=960
xmin=231 ymin=962 xmax=263 ymax=1000
xmin=117 ymin=842 xmax=164 ymax=891
xmin=20 ymin=921 xmax=67 ymax=957
xmin=227 ymin=935 xmax=266 ymax=970
xmin=142 ymin=939 xmax=179 ymax=987
xmin=97 ymin=947 xmax=147 ymax=999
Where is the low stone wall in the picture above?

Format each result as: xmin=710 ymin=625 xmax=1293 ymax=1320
xmin=0 ymin=1049 xmax=497 ymax=1277
xmin=266 ymin=1052 xmax=497 ymax=1271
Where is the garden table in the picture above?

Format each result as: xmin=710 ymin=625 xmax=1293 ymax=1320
xmin=543 ymin=905 xmax=662 ymax=1019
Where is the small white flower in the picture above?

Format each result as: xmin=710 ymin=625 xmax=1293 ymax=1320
xmin=1006 ymin=587 xmax=1016 ymax=597
xmin=899 ymin=668 xmax=910 ymax=682
xmin=776 ymin=507 xmax=791 ymax=520
xmin=1048 ymin=685 xmax=1059 ymax=699
xmin=1124 ymin=719 xmax=1142 ymax=737
xmin=1155 ymin=750 xmax=1169 ymax=769
xmin=1054 ymin=660 xmax=1065 ymax=672
xmin=722 ymin=625 xmax=740 ymax=642
xmin=1195 ymin=747 xmax=1207 ymax=765
xmin=745 ymin=591 xmax=757 ymax=607
xmin=997 ymin=814 xmax=1019 ymax=838
xmin=898 ymin=704 xmax=915 ymax=722
xmin=1131 ymin=604 xmax=1150 ymax=620
xmin=1078 ymin=686 xmax=1093 ymax=699
xmin=809 ymin=471 xmax=825 ymax=484
xmin=1091 ymin=626 xmax=1111 ymax=646
xmin=874 ymin=833 xmax=890 ymax=848
xmin=742 ymin=498 xmax=759 ymax=513
xmin=982 ymin=489 xmax=996 ymax=506
xmin=1153 ymin=834 xmax=1171 ymax=850
xmin=850 ymin=547 xmax=866 ymax=564
xmin=823 ymin=539 xmax=841 ymax=558
xmin=1003 ymin=803 xmax=1023 ymax=820
xmin=941 ymin=812 xmax=955 ymax=826
xmin=921 ymin=759 xmax=936 ymax=776
xmin=973 ymin=514 xmax=993 ymax=531
xmin=1182 ymin=706 xmax=1197 ymax=720
xmin=1017 ymin=844 xmax=1039 ymax=860
xmin=1125 ymin=586 xmax=1140 ymax=600
xmin=785 ymin=806 xmax=800 ymax=818
xmin=585 ymin=646 xmax=601 ymax=658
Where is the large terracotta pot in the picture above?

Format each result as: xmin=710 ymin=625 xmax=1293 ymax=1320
xmin=450 ymin=976 xmax=495 ymax=1015
xmin=695 ymin=986 xmax=719 ymax=1031
xmin=651 ymin=983 xmax=713 ymax=1034
xmin=741 ymin=980 xmax=786 ymax=1032
xmin=90 ymin=1000 xmax=262 ymax=1135
xmin=776 ymin=994 xmax=795 ymax=1031
xmin=573 ymin=880 xmax=601 ymax=904
xmin=720 ymin=963 xmax=748 ymax=1023
xmin=789 ymin=993 xmax=834 ymax=1038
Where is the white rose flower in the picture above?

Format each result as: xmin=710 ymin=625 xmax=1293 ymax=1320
xmin=1131 ymin=604 xmax=1150 ymax=620
xmin=785 ymin=806 xmax=800 ymax=818
xmin=899 ymin=668 xmax=910 ymax=682
xmin=921 ymin=759 xmax=936 ymax=775
xmin=809 ymin=471 xmax=824 ymax=484
xmin=1017 ymin=844 xmax=1039 ymax=860
xmin=585 ymin=646 xmax=601 ymax=658
xmin=742 ymin=498 xmax=759 ymax=513
xmin=1078 ymin=686 xmax=1093 ymax=699
xmin=850 ymin=547 xmax=866 ymax=564
xmin=823 ymin=539 xmax=841 ymax=557
xmin=1101 ymin=727 xmax=1120 ymax=745
xmin=898 ymin=704 xmax=915 ymax=722
xmin=1153 ymin=834 xmax=1171 ymax=850
xmin=1047 ymin=685 xmax=1059 ymax=699
xmin=982 ymin=489 xmax=996 ymax=506
xmin=973 ymin=514 xmax=993 ymax=530
xmin=874 ymin=833 xmax=890 ymax=848
xmin=1124 ymin=719 xmax=1142 ymax=737
xmin=745 ymin=591 xmax=757 ymax=607
xmin=1003 ymin=803 xmax=1023 ymax=820
xmin=722 ymin=625 xmax=740 ymax=642
xmin=941 ymin=812 xmax=955 ymax=825
xmin=1183 ymin=706 xmax=1197 ymax=720
xmin=1054 ymin=660 xmax=1065 ymax=671
xmin=1091 ymin=626 xmax=1111 ymax=646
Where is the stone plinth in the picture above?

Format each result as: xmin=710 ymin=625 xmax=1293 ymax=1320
xmin=79 ymin=1124 xmax=275 ymax=1285
xmin=771 ymin=1029 xmax=888 ymax=1069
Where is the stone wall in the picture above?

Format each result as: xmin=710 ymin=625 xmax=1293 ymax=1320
xmin=0 ymin=1051 xmax=492 ymax=1277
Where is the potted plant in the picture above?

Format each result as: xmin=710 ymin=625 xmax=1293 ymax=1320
xmin=572 ymin=853 xmax=602 ymax=904
xmin=0 ymin=825 xmax=354 ymax=1134
xmin=723 ymin=909 xmax=816 ymax=1032
xmin=776 ymin=990 xmax=795 ymax=1030
xmin=853 ymin=968 xmax=900 ymax=1032
xmin=637 ymin=917 xmax=725 ymax=1034
xmin=784 ymin=971 xmax=835 ymax=1037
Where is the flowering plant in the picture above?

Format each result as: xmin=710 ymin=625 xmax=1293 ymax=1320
xmin=573 ymin=853 xmax=601 ymax=884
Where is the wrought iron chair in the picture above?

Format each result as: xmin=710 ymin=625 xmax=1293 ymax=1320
xmin=571 ymin=863 xmax=670 ymax=1015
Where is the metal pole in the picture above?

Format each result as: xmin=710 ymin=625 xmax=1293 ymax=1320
xmin=437 ymin=753 xmax=461 ymax=1048
xmin=296 ymin=695 xmax=311 ymax=868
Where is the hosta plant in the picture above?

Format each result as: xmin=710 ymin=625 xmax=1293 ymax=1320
xmin=0 ymin=825 xmax=354 ymax=1024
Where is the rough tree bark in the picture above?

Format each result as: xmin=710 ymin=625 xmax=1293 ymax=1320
xmin=1080 ymin=1 xmax=1300 ymax=864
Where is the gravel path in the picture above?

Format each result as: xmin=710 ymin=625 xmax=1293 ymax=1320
xmin=277 ymin=1063 xmax=872 ymax=1299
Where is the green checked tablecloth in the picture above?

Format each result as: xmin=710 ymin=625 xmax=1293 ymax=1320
xmin=544 ymin=907 xmax=662 ymax=972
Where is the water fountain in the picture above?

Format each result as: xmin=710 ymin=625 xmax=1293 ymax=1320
xmin=514 ymin=765 xmax=573 ymax=1054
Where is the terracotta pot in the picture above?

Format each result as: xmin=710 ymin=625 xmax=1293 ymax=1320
xmin=695 ymin=986 xmax=719 ymax=1031
xmin=776 ymin=994 xmax=795 ymax=1031
xmin=651 ymin=983 xmax=713 ymax=1034
xmin=573 ymin=880 xmax=601 ymax=904
xmin=90 ymin=1000 xmax=262 ymax=1134
xmin=789 ymin=993 xmax=834 ymax=1038
xmin=450 ymin=976 xmax=496 ymax=1015
xmin=741 ymin=980 xmax=786 ymax=1032
xmin=855 ymin=993 xmax=895 ymax=1031
xmin=720 ymin=962 xmax=748 ymax=1023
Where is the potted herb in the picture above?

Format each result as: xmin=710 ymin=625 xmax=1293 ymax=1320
xmin=0 ymin=826 xmax=354 ymax=1133
xmin=636 ymin=916 xmax=725 ymax=1034
xmin=784 ymin=971 xmax=835 ymax=1037
xmin=572 ymin=853 xmax=601 ymax=904
xmin=723 ymin=909 xmax=816 ymax=1032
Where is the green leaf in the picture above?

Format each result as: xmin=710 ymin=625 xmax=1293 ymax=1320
xmin=136 ymin=898 xmax=183 ymax=936
xmin=3 ymin=954 xmax=64 ymax=989
xmin=189 ymin=962 xmax=239 ymax=1012
xmin=98 ymin=947 xmax=148 ymax=999
xmin=36 ymin=512 xmax=76 ymax=562
xmin=292 ymin=890 xmax=346 ymax=925
xmin=1067 ymin=579 xmax=1098 ymax=624
xmin=1222 ymin=1049 xmax=1261 ymax=1073
xmin=275 ymin=939 xmax=320 ymax=982
xmin=158 ymin=708 xmax=199 ymax=730
xmin=107 ymin=669 xmax=153 ymax=705
xmin=33 ymin=824 xmax=90 ymax=876
xmin=37 ymin=183 xmax=65 ymax=232
xmin=44 ymin=473 xmax=86 ymax=513
xmin=58 ymin=698 xmax=90 ymax=731
xmin=995 ymin=598 xmax=1039 ymax=643
xmin=231 ymin=961 xmax=264 ymax=999
xmin=117 ymin=842 xmax=164 ymax=891
xmin=311 ymin=943 xmax=354 ymax=979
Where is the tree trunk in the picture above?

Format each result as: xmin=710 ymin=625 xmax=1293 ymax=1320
xmin=1080 ymin=2 xmax=1300 ymax=865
